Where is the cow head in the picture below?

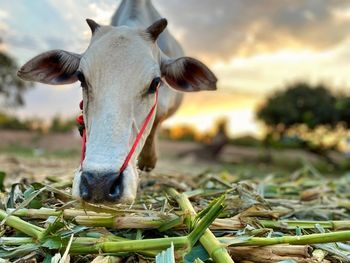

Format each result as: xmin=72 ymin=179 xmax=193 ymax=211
xmin=17 ymin=19 xmax=217 ymax=203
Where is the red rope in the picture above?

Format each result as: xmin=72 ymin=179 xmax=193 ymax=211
xmin=76 ymin=88 xmax=159 ymax=173
xmin=76 ymin=114 xmax=85 ymax=166
xmin=119 ymin=90 xmax=158 ymax=173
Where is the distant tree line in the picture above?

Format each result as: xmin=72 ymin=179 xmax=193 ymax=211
xmin=0 ymin=112 xmax=77 ymax=133
xmin=256 ymin=81 xmax=350 ymax=165
xmin=0 ymin=42 xmax=32 ymax=107
xmin=0 ymin=112 xmax=34 ymax=130
xmin=0 ymin=43 xmax=77 ymax=133
xmin=49 ymin=116 xmax=76 ymax=133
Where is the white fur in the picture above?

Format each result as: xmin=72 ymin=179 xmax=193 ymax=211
xmin=19 ymin=0 xmax=216 ymax=204
xmin=72 ymin=169 xmax=82 ymax=200
xmin=70 ymin=0 xmax=187 ymax=203
xmin=71 ymin=26 xmax=161 ymax=202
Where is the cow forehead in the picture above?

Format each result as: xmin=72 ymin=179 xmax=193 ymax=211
xmin=87 ymin=26 xmax=152 ymax=56
xmin=81 ymin=26 xmax=158 ymax=74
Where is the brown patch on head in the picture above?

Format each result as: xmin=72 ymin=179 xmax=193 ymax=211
xmin=113 ymin=34 xmax=130 ymax=47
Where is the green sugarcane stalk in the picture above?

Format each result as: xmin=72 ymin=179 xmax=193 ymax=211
xmin=167 ymin=188 xmax=234 ymax=263
xmin=0 ymin=210 xmax=44 ymax=239
xmin=7 ymin=207 xmax=189 ymax=230
xmin=4 ymin=230 xmax=350 ymax=253
xmin=75 ymin=214 xmax=179 ymax=229
xmin=0 ymin=237 xmax=34 ymax=245
xmin=12 ymin=208 xmax=350 ymax=232
xmin=10 ymin=208 xmax=237 ymax=231
xmin=0 ymin=195 xmax=222 ymax=258
xmin=219 ymin=230 xmax=350 ymax=246
xmin=65 ymin=236 xmax=189 ymax=254
xmin=0 ymin=235 xmax=158 ymax=257
xmin=260 ymin=219 xmax=350 ymax=230
xmin=7 ymin=207 xmax=166 ymax=219
xmin=70 ymin=194 xmax=224 ymax=255
xmin=5 ymin=229 xmax=350 ymax=252
xmin=99 ymin=236 xmax=190 ymax=254
xmin=7 ymin=208 xmax=62 ymax=218
xmin=68 ymin=195 xmax=224 ymax=255
xmin=7 ymin=208 xmax=113 ymax=219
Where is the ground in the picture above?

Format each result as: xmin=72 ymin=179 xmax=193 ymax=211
xmin=0 ymin=130 xmax=341 ymax=186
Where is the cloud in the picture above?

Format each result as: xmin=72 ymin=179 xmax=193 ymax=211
xmin=7 ymin=34 xmax=41 ymax=50
xmin=153 ymin=0 xmax=350 ymax=63
xmin=4 ymin=1 xmax=349 ymax=63
xmin=212 ymin=37 xmax=350 ymax=95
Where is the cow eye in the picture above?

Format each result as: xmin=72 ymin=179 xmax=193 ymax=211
xmin=76 ymin=71 xmax=86 ymax=87
xmin=148 ymin=77 xmax=161 ymax=94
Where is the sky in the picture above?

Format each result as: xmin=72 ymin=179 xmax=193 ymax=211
xmin=1 ymin=0 xmax=350 ymax=137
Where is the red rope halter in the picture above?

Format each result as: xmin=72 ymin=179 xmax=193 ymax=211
xmin=76 ymin=88 xmax=159 ymax=174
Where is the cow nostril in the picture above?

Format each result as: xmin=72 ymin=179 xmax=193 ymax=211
xmin=79 ymin=171 xmax=123 ymax=202
xmin=79 ymin=173 xmax=92 ymax=201
xmin=80 ymin=188 xmax=90 ymax=201
xmin=108 ymin=172 xmax=123 ymax=200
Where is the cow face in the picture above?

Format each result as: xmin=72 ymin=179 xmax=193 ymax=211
xmin=17 ymin=19 xmax=217 ymax=203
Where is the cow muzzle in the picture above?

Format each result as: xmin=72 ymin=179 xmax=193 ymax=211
xmin=79 ymin=171 xmax=123 ymax=202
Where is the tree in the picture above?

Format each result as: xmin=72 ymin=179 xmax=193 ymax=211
xmin=335 ymin=96 xmax=350 ymax=128
xmin=257 ymin=82 xmax=337 ymax=133
xmin=0 ymin=47 xmax=32 ymax=107
xmin=50 ymin=115 xmax=77 ymax=133
xmin=256 ymin=81 xmax=348 ymax=166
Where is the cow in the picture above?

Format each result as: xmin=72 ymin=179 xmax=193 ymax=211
xmin=17 ymin=0 xmax=217 ymax=203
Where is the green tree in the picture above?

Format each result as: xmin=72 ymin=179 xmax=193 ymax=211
xmin=335 ymin=96 xmax=350 ymax=128
xmin=256 ymin=81 xmax=346 ymax=166
xmin=0 ymin=112 xmax=29 ymax=130
xmin=50 ymin=115 xmax=76 ymax=133
xmin=257 ymin=82 xmax=337 ymax=133
xmin=0 ymin=46 xmax=32 ymax=107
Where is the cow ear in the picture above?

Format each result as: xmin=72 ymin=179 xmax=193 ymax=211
xmin=146 ymin=18 xmax=167 ymax=41
xmin=17 ymin=50 xmax=81 ymax=85
xmin=161 ymin=57 xmax=217 ymax=92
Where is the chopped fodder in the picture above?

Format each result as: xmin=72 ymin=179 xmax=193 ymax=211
xmin=1 ymin=165 xmax=350 ymax=262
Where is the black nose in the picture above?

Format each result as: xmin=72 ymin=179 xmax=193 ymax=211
xmin=79 ymin=171 xmax=123 ymax=202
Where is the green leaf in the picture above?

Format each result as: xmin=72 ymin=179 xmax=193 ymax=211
xmin=8 ymin=186 xmax=45 ymax=214
xmin=43 ymin=253 xmax=54 ymax=263
xmin=0 ymin=244 xmax=39 ymax=259
xmin=59 ymin=225 xmax=87 ymax=238
xmin=184 ymin=244 xmax=209 ymax=263
xmin=155 ymin=243 xmax=175 ymax=263
xmin=41 ymin=236 xmax=63 ymax=250
xmin=42 ymin=215 xmax=65 ymax=238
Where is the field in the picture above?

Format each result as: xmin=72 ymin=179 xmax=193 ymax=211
xmin=1 ymin=131 xmax=350 ymax=262
xmin=0 ymin=130 xmax=341 ymax=181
